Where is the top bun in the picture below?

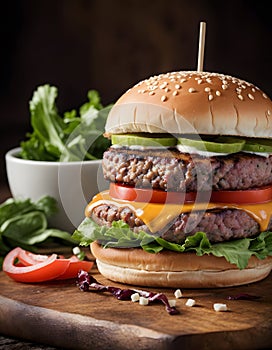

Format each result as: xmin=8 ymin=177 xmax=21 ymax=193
xmin=105 ymin=71 xmax=272 ymax=138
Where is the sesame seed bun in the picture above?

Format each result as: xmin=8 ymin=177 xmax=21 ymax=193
xmin=91 ymin=242 xmax=272 ymax=288
xmin=105 ymin=71 xmax=272 ymax=138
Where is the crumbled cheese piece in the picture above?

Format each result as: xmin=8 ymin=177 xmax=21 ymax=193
xmin=131 ymin=293 xmax=140 ymax=302
xmin=185 ymin=298 xmax=196 ymax=307
xmin=174 ymin=289 xmax=183 ymax=298
xmin=168 ymin=299 xmax=176 ymax=308
xmin=185 ymin=299 xmax=196 ymax=307
xmin=139 ymin=296 xmax=149 ymax=306
xmin=72 ymin=246 xmax=81 ymax=255
xmin=213 ymin=303 xmax=228 ymax=312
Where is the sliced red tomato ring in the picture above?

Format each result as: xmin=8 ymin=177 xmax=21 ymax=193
xmin=55 ymin=259 xmax=93 ymax=280
xmin=109 ymin=183 xmax=196 ymax=204
xmin=3 ymin=247 xmax=70 ymax=283
xmin=210 ymin=185 xmax=272 ymax=204
xmin=18 ymin=250 xmax=66 ymax=266
xmin=15 ymin=262 xmax=27 ymax=268
xmin=18 ymin=250 xmax=50 ymax=266
xmin=109 ymin=183 xmax=272 ymax=205
xmin=68 ymin=255 xmax=81 ymax=262
xmin=3 ymin=248 xmax=94 ymax=283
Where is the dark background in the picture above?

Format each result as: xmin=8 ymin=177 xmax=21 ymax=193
xmin=1 ymin=0 xmax=271 ymax=193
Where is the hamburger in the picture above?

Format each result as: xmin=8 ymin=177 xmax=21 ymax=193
xmin=74 ymin=71 xmax=272 ymax=288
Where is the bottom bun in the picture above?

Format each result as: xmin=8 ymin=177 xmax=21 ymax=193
xmin=90 ymin=242 xmax=272 ymax=288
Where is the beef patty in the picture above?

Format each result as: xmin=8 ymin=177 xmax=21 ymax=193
xmin=90 ymin=203 xmax=272 ymax=244
xmin=103 ymin=147 xmax=272 ymax=192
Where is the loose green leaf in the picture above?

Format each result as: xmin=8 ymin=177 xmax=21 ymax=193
xmin=46 ymin=229 xmax=77 ymax=244
xmin=1 ymin=211 xmax=47 ymax=245
xmin=0 ymin=198 xmax=34 ymax=226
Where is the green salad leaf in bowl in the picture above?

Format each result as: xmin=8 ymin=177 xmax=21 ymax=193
xmin=20 ymin=85 xmax=112 ymax=162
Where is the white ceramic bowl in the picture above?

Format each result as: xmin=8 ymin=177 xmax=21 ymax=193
xmin=5 ymin=147 xmax=108 ymax=232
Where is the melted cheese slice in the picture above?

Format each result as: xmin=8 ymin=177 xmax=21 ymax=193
xmin=86 ymin=190 xmax=272 ymax=233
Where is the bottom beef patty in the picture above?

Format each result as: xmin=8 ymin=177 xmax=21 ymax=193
xmin=90 ymin=204 xmax=271 ymax=244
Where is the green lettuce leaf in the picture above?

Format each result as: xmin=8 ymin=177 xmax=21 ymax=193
xmin=72 ymin=218 xmax=272 ymax=270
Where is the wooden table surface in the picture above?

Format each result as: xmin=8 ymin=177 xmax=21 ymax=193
xmin=1 ymin=264 xmax=272 ymax=350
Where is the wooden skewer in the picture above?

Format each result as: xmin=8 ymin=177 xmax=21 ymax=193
xmin=197 ymin=22 xmax=206 ymax=72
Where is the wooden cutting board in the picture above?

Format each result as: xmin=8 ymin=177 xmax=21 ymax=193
xmin=1 ymin=265 xmax=272 ymax=350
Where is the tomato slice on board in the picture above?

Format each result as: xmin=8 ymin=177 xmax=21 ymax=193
xmin=18 ymin=250 xmax=66 ymax=266
xmin=55 ymin=259 xmax=94 ymax=280
xmin=18 ymin=250 xmax=50 ymax=266
xmin=3 ymin=247 xmax=70 ymax=283
xmin=3 ymin=248 xmax=94 ymax=282
xmin=109 ymin=183 xmax=272 ymax=205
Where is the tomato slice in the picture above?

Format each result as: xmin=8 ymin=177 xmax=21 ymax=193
xmin=18 ymin=250 xmax=66 ymax=266
xmin=56 ymin=259 xmax=93 ymax=280
xmin=3 ymin=247 xmax=70 ymax=283
xmin=109 ymin=183 xmax=196 ymax=204
xmin=210 ymin=186 xmax=272 ymax=204
xmin=109 ymin=183 xmax=272 ymax=205
xmin=3 ymin=248 xmax=94 ymax=282
xmin=18 ymin=250 xmax=50 ymax=266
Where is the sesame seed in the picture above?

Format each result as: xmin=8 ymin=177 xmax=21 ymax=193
xmin=172 ymin=90 xmax=179 ymax=96
xmin=263 ymin=93 xmax=268 ymax=99
xmin=206 ymin=78 xmax=212 ymax=83
xmin=180 ymin=78 xmax=187 ymax=83
xmin=149 ymin=91 xmax=155 ymax=96
xmin=238 ymin=94 xmax=244 ymax=100
xmin=222 ymin=85 xmax=228 ymax=90
xmin=248 ymin=93 xmax=254 ymax=100
xmin=175 ymin=84 xmax=181 ymax=89
xmin=208 ymin=94 xmax=214 ymax=101
xmin=161 ymin=95 xmax=167 ymax=102
xmin=197 ymin=79 xmax=203 ymax=84
xmin=251 ymin=88 xmax=256 ymax=92
xmin=160 ymin=82 xmax=168 ymax=89
xmin=164 ymin=87 xmax=170 ymax=92
xmin=216 ymin=90 xmax=221 ymax=96
xmin=204 ymin=87 xmax=211 ymax=92
xmin=267 ymin=110 xmax=271 ymax=116
xmin=188 ymin=87 xmax=196 ymax=93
